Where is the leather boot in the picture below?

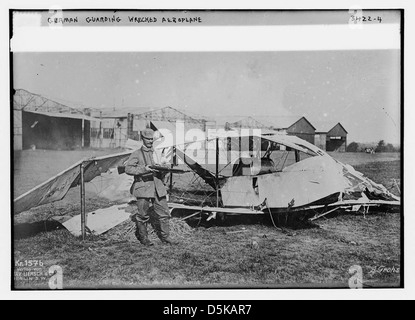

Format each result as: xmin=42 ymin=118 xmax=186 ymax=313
xmin=135 ymin=222 xmax=153 ymax=246
xmin=158 ymin=219 xmax=179 ymax=245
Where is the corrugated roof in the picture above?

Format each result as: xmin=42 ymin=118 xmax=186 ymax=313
xmin=91 ymin=107 xmax=151 ymax=118
xmin=250 ymin=115 xmax=304 ymax=129
xmin=176 ymin=108 xmax=215 ymax=122
xmin=215 ymin=115 xmax=305 ymax=129
xmin=14 ymin=89 xmax=84 ymax=114
xmin=311 ymin=120 xmax=337 ymax=133
xmin=328 ymin=122 xmax=348 ymax=135
xmin=135 ymin=106 xmax=204 ymax=123
xmin=228 ymin=116 xmax=269 ymax=129
xmin=24 ymin=110 xmax=100 ymax=122
xmin=215 ymin=115 xmax=244 ymax=126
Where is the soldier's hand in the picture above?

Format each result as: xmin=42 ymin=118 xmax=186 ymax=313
xmin=145 ymin=165 xmax=156 ymax=172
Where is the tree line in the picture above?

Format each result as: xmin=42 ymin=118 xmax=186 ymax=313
xmin=346 ymin=140 xmax=400 ymax=153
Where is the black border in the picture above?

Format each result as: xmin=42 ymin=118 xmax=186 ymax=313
xmin=400 ymin=8 xmax=404 ymax=289
xmin=9 ymin=8 xmax=405 ymax=292
xmin=10 ymin=8 xmax=15 ymax=292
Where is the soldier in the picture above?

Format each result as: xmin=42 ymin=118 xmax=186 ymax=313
xmin=125 ymin=128 xmax=178 ymax=246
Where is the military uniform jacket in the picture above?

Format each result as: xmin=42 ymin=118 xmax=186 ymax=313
xmin=124 ymin=146 xmax=167 ymax=199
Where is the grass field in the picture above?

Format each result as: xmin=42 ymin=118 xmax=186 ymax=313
xmin=13 ymin=150 xmax=401 ymax=289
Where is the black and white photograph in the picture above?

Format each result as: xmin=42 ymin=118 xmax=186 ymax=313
xmin=6 ymin=3 xmax=410 ymax=299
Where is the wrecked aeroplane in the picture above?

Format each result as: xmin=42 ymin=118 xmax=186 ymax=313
xmin=163 ymin=131 xmax=400 ymax=223
xmin=13 ymin=131 xmax=400 ymax=236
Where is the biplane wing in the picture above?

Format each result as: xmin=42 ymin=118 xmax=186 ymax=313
xmin=13 ymin=151 xmax=132 ymax=214
xmin=157 ymin=131 xmax=400 ymax=211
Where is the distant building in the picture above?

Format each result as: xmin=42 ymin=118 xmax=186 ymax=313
xmin=314 ymin=122 xmax=348 ymax=152
xmin=88 ymin=108 xmax=148 ymax=149
xmin=326 ymin=123 xmax=348 ymax=152
xmin=13 ymin=89 xmax=98 ymax=150
xmin=222 ymin=115 xmax=350 ymax=152
xmin=219 ymin=115 xmax=316 ymax=144
xmin=225 ymin=116 xmax=269 ymax=131
xmin=269 ymin=116 xmax=316 ymax=145
xmin=128 ymin=106 xmax=213 ymax=142
xmin=13 ymin=90 xmax=215 ymax=150
xmin=314 ymin=132 xmax=327 ymax=151
xmin=89 ymin=116 xmax=128 ymax=149
xmin=87 ymin=106 xmax=215 ymax=148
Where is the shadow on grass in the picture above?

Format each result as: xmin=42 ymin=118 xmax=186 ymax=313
xmin=173 ymin=209 xmax=321 ymax=230
xmin=14 ymin=220 xmax=64 ymax=240
xmin=174 ymin=204 xmax=399 ymax=231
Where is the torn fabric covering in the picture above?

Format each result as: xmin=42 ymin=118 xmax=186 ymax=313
xmin=85 ymin=167 xmax=135 ymax=203
xmin=13 ymin=160 xmax=82 ymax=214
xmin=221 ymin=155 xmax=345 ymax=208
xmin=62 ymin=204 xmax=132 ymax=236
xmin=340 ymin=162 xmax=399 ymax=202
xmin=221 ymin=154 xmax=399 ymax=209
xmin=71 ymin=151 xmax=132 ymax=187
xmin=13 ymin=151 xmax=132 ymax=214
xmin=257 ymin=155 xmax=345 ymax=208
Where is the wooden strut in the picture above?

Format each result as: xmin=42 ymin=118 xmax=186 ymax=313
xmin=393 ymin=179 xmax=401 ymax=195
xmin=169 ymin=164 xmax=174 ymax=191
xmin=309 ymin=207 xmax=340 ymax=222
xmin=215 ymin=137 xmax=219 ymax=208
xmin=181 ymin=211 xmax=204 ymax=221
xmin=169 ymin=146 xmax=176 ymax=191
xmin=80 ymin=162 xmax=86 ymax=240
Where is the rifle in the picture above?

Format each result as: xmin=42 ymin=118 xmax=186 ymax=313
xmin=117 ymin=165 xmax=189 ymax=175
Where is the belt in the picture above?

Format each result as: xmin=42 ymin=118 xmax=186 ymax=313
xmin=135 ymin=175 xmax=154 ymax=183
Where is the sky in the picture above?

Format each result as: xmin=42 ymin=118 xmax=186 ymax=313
xmin=13 ymin=50 xmax=401 ymax=144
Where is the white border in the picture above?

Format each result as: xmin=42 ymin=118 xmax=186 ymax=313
xmin=10 ymin=24 xmax=400 ymax=52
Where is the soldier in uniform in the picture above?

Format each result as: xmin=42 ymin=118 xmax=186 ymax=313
xmin=125 ymin=128 xmax=178 ymax=246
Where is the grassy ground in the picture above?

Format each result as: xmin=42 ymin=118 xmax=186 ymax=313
xmin=327 ymin=151 xmax=400 ymax=166
xmin=12 ymin=150 xmax=401 ymax=289
xmin=14 ymin=211 xmax=400 ymax=289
